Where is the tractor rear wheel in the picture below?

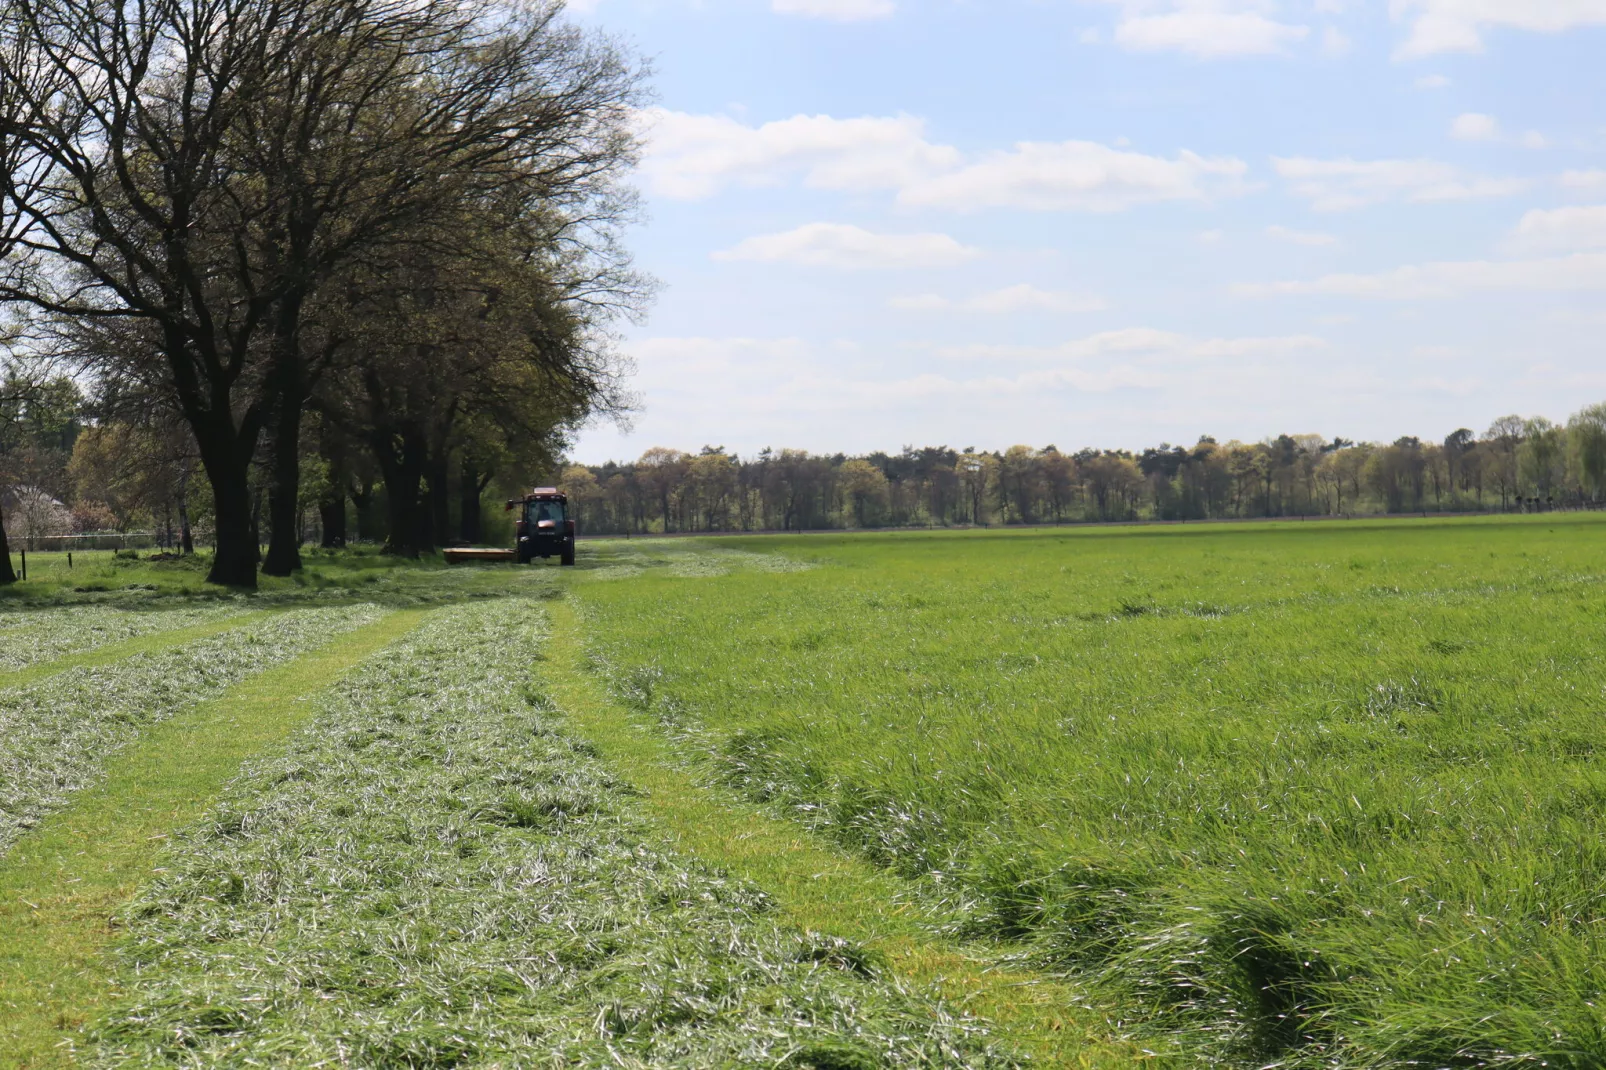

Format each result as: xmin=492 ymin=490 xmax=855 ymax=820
xmin=561 ymin=543 xmax=575 ymax=566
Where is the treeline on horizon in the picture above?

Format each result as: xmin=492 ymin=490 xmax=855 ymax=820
xmin=7 ymin=400 xmax=1604 ymax=553
xmin=555 ymin=405 xmax=1606 ymax=535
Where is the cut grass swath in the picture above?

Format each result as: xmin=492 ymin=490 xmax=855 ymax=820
xmin=0 ymin=610 xmax=265 ymax=693
xmin=0 ymin=607 xmax=426 ymax=1070
xmin=89 ymin=599 xmax=1018 ymax=1068
xmin=0 ymin=604 xmax=385 ymax=857
xmin=0 ymin=604 xmax=242 ymax=676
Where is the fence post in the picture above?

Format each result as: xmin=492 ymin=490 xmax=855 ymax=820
xmin=68 ymin=551 xmax=73 ymax=569
xmin=19 ymin=550 xmax=25 ymax=582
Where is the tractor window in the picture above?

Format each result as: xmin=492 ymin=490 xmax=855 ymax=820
xmin=527 ymin=500 xmax=566 ymax=524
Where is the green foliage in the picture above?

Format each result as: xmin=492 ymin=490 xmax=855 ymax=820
xmin=89 ymin=601 xmax=1015 ymax=1068
xmin=577 ymin=516 xmax=1606 ymax=1068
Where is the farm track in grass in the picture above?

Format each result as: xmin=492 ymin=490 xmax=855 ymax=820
xmin=572 ymin=517 xmax=1606 ymax=1068
xmin=0 ymin=604 xmax=386 ymax=857
xmin=543 ymin=596 xmax=1130 ymax=1069
xmin=0 ymin=607 xmax=426 ymax=1069
xmin=89 ymin=599 xmax=1018 ymax=1069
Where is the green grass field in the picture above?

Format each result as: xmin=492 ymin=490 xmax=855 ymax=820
xmin=574 ymin=516 xmax=1606 ymax=1067
xmin=1 ymin=515 xmax=1602 ymax=1067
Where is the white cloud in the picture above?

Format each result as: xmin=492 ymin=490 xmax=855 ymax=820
xmin=1508 ymin=204 xmax=1606 ymax=253
xmin=1114 ymin=11 xmax=1310 ymax=57
xmin=1273 ymin=155 xmax=1528 ymax=210
xmin=1415 ymin=73 xmax=1452 ymax=88
xmin=889 ymin=293 xmax=949 ymax=311
xmin=1450 ymin=112 xmax=1500 ymax=141
xmin=637 ymin=109 xmax=959 ymax=200
xmin=898 ymin=141 xmax=1249 ymax=212
xmin=894 ymin=285 xmax=1108 ymax=314
xmin=1394 ymin=0 xmax=1606 ymax=58
xmin=942 ymin=328 xmax=1325 ymax=363
xmin=713 ymin=223 xmax=981 ymax=270
xmin=640 ymin=110 xmax=1243 ymax=215
xmin=1197 ymin=228 xmax=1225 ymax=243
xmin=1562 ymin=169 xmax=1606 ymax=189
xmin=772 ymin=0 xmax=894 ymax=19
xmin=1321 ymin=25 xmax=1352 ymax=55
xmin=1445 ymin=113 xmax=1549 ymax=148
xmin=966 ymin=284 xmax=1108 ymax=314
xmin=1266 ymin=224 xmax=1339 ymax=246
xmin=1237 ymin=251 xmax=1606 ymax=299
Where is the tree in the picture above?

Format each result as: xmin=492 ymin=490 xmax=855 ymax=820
xmin=1520 ymin=417 xmax=1565 ymax=497
xmin=838 ymin=458 xmax=888 ymax=528
xmin=0 ymin=356 xmax=65 ymax=580
xmin=1570 ymin=402 xmax=1606 ymax=500
xmin=1483 ymin=416 xmax=1525 ymax=509
xmin=0 ymin=0 xmax=644 ymax=584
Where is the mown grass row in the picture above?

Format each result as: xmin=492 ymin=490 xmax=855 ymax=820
xmin=0 ymin=604 xmax=238 ymax=673
xmin=89 ymin=599 xmax=1017 ymax=1068
xmin=574 ymin=518 xmax=1606 ymax=1068
xmin=0 ymin=605 xmax=384 ymax=857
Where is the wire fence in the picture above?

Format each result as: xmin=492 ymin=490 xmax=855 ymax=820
xmin=15 ymin=532 xmax=160 ymax=552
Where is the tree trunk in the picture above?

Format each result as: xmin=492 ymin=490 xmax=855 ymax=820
xmin=319 ymin=425 xmax=348 ymax=548
xmin=208 ymin=457 xmax=259 ymax=586
xmin=459 ymin=459 xmax=488 ymax=544
xmin=178 ymin=491 xmax=195 ymax=555
xmin=261 ymin=392 xmax=304 ymax=574
xmin=350 ymin=478 xmax=375 ymax=542
xmin=375 ymin=427 xmax=430 ymax=557
xmin=262 ymin=303 xmax=307 ymax=576
xmin=319 ymin=491 xmax=347 ymax=548
xmin=191 ymin=422 xmax=259 ymax=587
xmin=427 ymin=447 xmax=451 ymax=547
xmin=0 ymin=505 xmax=15 ymax=584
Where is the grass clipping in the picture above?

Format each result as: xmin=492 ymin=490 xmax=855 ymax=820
xmin=90 ymin=600 xmax=1016 ymax=1069
xmin=0 ymin=605 xmax=384 ymax=857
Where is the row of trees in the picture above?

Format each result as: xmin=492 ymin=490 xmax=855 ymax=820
xmin=0 ymin=0 xmax=645 ymax=585
xmin=554 ymin=408 xmax=1606 ymax=534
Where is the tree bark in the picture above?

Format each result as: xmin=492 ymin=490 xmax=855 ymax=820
xmin=0 ymin=505 xmax=15 ymax=584
xmin=375 ymin=426 xmax=430 ymax=557
xmin=178 ymin=488 xmax=195 ymax=555
xmin=263 ymin=299 xmax=308 ymax=576
xmin=427 ymin=447 xmax=451 ymax=547
xmin=459 ymin=459 xmax=493 ymax=544
xmin=319 ymin=491 xmax=347 ymax=548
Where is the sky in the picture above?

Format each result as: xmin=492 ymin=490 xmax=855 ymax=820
xmin=564 ymin=0 xmax=1606 ymax=462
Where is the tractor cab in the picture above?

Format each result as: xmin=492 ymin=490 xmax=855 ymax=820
xmin=507 ymin=488 xmax=576 ymax=565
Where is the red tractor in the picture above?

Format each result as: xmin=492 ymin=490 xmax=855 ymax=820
xmin=509 ymin=487 xmax=575 ymax=566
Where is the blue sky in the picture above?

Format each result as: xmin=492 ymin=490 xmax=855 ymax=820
xmin=566 ymin=0 xmax=1606 ymax=461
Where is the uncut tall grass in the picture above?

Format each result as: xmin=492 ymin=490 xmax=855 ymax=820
xmin=578 ymin=517 xmax=1606 ymax=1067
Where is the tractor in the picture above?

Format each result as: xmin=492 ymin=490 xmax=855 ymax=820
xmin=509 ymin=487 xmax=575 ymax=565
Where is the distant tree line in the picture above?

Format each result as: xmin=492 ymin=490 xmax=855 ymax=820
xmin=0 ymin=0 xmax=647 ymax=586
xmin=556 ymin=406 xmax=1606 ymax=534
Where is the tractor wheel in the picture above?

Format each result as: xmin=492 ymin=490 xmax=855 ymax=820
xmin=561 ymin=543 xmax=575 ymax=566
